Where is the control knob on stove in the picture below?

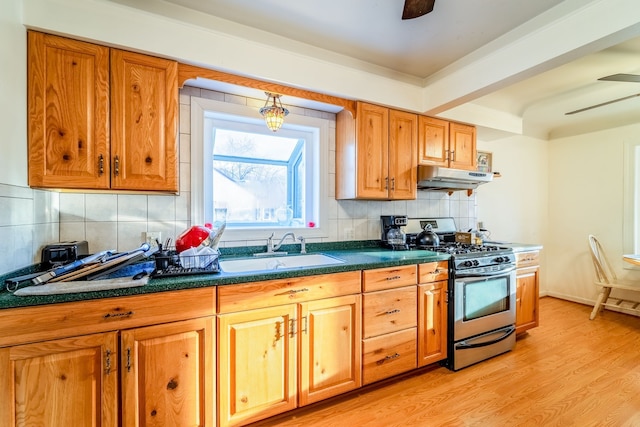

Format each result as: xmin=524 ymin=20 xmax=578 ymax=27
xmin=461 ymin=259 xmax=480 ymax=267
xmin=494 ymin=256 xmax=510 ymax=263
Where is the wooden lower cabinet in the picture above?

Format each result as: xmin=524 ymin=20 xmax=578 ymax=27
xmin=515 ymin=250 xmax=541 ymax=335
xmin=362 ymin=327 xmax=417 ymax=384
xmin=218 ymin=305 xmax=298 ymax=427
xmin=121 ymin=317 xmax=215 ymax=427
xmin=417 ymin=261 xmax=449 ymax=367
xmin=0 ymin=288 xmax=216 ymax=427
xmin=217 ymin=294 xmax=361 ymax=427
xmin=0 ymin=332 xmax=119 ymax=427
xmin=417 ymin=280 xmax=448 ymax=367
xmin=361 ymin=267 xmax=418 ymax=386
xmin=299 ymin=295 xmax=361 ymax=406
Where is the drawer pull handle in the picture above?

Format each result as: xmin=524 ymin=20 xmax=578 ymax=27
xmin=105 ymin=349 xmax=112 ymax=375
xmin=377 ymin=353 xmax=400 ymax=365
xmin=126 ymin=347 xmax=132 ymax=372
xmin=385 ymin=309 xmax=401 ymax=315
xmin=289 ymin=318 xmax=297 ymax=338
xmin=386 ymin=275 xmax=401 ymax=281
xmin=276 ymin=288 xmax=310 ymax=295
xmin=103 ymin=310 xmax=134 ymax=319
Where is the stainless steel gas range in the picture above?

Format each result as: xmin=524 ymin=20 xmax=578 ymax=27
xmin=404 ymin=217 xmax=517 ymax=371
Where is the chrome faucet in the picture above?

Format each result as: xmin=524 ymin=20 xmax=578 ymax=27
xmin=271 ymin=232 xmax=297 ymax=252
xmin=256 ymin=232 xmax=306 ymax=256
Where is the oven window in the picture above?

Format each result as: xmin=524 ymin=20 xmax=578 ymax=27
xmin=463 ymin=277 xmax=510 ymax=321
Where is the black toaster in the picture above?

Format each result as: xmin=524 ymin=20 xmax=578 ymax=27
xmin=41 ymin=241 xmax=89 ymax=267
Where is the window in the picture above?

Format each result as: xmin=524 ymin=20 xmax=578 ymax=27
xmin=623 ymin=141 xmax=640 ymax=260
xmin=191 ymin=96 xmax=329 ymax=241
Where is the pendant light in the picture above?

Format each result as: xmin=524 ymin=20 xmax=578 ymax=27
xmin=259 ymin=92 xmax=289 ymax=132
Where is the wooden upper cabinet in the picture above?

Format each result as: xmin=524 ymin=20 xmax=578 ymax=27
xmin=418 ymin=116 xmax=477 ymax=171
xmin=111 ymin=50 xmax=178 ymax=192
xmin=28 ymin=31 xmax=111 ymax=189
xmin=354 ymin=102 xmax=389 ymax=199
xmin=449 ymin=122 xmax=477 ymax=170
xmin=336 ymin=102 xmax=417 ymax=200
xmin=389 ymin=109 xmax=418 ymax=200
xmin=27 ymin=31 xmax=178 ymax=192
xmin=417 ymin=116 xmax=449 ymax=167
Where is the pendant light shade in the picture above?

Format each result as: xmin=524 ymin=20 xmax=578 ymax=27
xmin=259 ymin=92 xmax=289 ymax=132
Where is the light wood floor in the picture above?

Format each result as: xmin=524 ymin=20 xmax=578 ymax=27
xmin=251 ymin=297 xmax=640 ymax=427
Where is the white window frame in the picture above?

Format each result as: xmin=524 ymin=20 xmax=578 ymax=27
xmin=190 ymin=96 xmax=330 ymax=242
xmin=623 ymin=140 xmax=640 ymax=265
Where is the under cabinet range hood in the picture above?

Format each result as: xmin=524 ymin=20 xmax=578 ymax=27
xmin=417 ymin=165 xmax=493 ymax=191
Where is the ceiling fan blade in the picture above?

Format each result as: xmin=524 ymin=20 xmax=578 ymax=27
xmin=402 ymin=0 xmax=435 ymax=20
xmin=598 ymin=73 xmax=640 ymax=83
xmin=565 ymin=92 xmax=640 ymax=115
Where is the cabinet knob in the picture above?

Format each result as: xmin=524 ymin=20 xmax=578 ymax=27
xmin=98 ymin=154 xmax=104 ymax=176
xmin=114 ymin=156 xmax=120 ymax=176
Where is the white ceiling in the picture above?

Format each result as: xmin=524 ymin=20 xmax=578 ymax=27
xmin=116 ymin=0 xmax=640 ymax=140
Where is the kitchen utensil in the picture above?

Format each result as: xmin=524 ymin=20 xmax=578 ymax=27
xmin=14 ymin=275 xmax=149 ymax=296
xmin=31 ymin=250 xmax=111 ymax=285
xmin=209 ymin=222 xmax=226 ymax=249
xmin=386 ymin=227 xmax=406 ymax=246
xmin=417 ymin=223 xmax=440 ymax=247
xmin=48 ymin=243 xmax=152 ymax=283
xmin=175 ymin=225 xmax=213 ymax=253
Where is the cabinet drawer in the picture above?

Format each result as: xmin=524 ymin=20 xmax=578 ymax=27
xmin=418 ymin=261 xmax=449 ymax=283
xmin=362 ymin=265 xmax=417 ymax=292
xmin=362 ymin=328 xmax=417 ymax=385
xmin=217 ymin=271 xmax=361 ymax=313
xmin=363 ymin=286 xmax=417 ymax=338
xmin=0 ymin=288 xmax=216 ymax=347
xmin=516 ymin=251 xmax=540 ymax=268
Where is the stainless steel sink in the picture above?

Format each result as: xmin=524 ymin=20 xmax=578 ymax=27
xmin=219 ymin=253 xmax=345 ymax=273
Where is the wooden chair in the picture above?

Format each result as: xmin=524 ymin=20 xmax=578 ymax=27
xmin=588 ymin=234 xmax=640 ymax=319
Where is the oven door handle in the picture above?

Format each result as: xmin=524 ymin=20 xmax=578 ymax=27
xmin=455 ymin=325 xmax=516 ymax=349
xmin=455 ymin=264 xmax=516 ymax=277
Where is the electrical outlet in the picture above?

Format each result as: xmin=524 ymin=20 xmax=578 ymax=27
xmin=144 ymin=231 xmax=162 ymax=247
xmin=477 ymin=221 xmax=484 ymax=230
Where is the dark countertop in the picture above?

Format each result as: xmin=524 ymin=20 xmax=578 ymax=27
xmin=0 ymin=242 xmax=449 ymax=310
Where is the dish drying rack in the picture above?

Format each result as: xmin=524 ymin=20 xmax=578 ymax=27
xmin=151 ymin=247 xmax=220 ymax=278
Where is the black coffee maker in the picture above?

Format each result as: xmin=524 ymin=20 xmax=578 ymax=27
xmin=380 ymin=215 xmax=408 ymax=250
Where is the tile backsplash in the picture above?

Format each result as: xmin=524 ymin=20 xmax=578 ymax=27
xmin=1 ymin=87 xmax=477 ymax=274
xmin=0 ymin=184 xmax=59 ymax=274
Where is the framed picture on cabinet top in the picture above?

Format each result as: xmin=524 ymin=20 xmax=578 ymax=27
xmin=477 ymin=151 xmax=492 ymax=173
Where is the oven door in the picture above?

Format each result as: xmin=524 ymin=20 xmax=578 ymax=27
xmin=453 ymin=266 xmax=516 ymax=341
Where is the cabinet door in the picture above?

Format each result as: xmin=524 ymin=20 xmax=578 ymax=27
xmin=0 ymin=332 xmax=118 ymax=427
xmin=449 ymin=123 xmax=477 ymax=170
xmin=299 ymin=294 xmax=362 ymax=406
xmin=356 ymin=102 xmax=389 ymax=199
xmin=418 ymin=280 xmax=448 ymax=367
xmin=121 ymin=317 xmax=215 ymax=427
xmin=28 ymin=31 xmax=110 ymax=189
xmin=417 ymin=116 xmax=449 ymax=167
xmin=110 ymin=49 xmax=178 ymax=192
xmin=516 ymin=266 xmax=540 ymax=334
xmin=218 ymin=305 xmax=297 ymax=427
xmin=388 ymin=110 xmax=417 ymax=200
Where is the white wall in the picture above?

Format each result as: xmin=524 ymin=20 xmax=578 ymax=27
xmin=1 ymin=0 xmax=27 ymax=186
xmin=476 ymin=136 xmax=549 ymax=293
xmin=545 ymin=123 xmax=640 ymax=306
